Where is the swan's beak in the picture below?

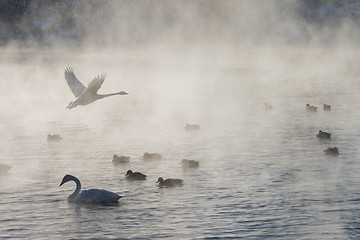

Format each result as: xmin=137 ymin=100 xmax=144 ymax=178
xmin=59 ymin=180 xmax=65 ymax=187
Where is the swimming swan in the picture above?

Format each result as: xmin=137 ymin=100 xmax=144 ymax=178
xmin=59 ymin=174 xmax=122 ymax=204
xmin=64 ymin=67 xmax=128 ymax=109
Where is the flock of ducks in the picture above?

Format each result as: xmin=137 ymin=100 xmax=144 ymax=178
xmin=266 ymin=102 xmax=339 ymax=157
xmin=59 ymin=152 xmax=199 ymax=204
xmin=306 ymin=103 xmax=339 ymax=156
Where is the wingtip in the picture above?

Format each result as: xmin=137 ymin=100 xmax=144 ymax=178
xmin=65 ymin=66 xmax=74 ymax=73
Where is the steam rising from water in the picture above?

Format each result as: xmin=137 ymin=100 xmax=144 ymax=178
xmin=2 ymin=1 xmax=360 ymax=239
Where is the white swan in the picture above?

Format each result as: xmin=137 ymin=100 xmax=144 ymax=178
xmin=59 ymin=174 xmax=122 ymax=204
xmin=64 ymin=67 xmax=128 ymax=109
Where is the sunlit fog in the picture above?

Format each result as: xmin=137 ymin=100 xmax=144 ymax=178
xmin=1 ymin=0 xmax=360 ymax=239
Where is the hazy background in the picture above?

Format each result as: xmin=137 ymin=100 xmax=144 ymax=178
xmin=1 ymin=0 xmax=360 ymax=239
xmin=1 ymin=0 xmax=360 ymax=48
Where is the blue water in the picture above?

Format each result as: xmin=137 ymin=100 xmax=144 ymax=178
xmin=0 ymin=47 xmax=360 ymax=239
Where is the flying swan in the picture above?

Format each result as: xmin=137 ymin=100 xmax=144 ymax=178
xmin=64 ymin=67 xmax=128 ymax=109
xmin=59 ymin=174 xmax=122 ymax=204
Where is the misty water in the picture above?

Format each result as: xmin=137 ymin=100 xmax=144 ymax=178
xmin=1 ymin=46 xmax=360 ymax=239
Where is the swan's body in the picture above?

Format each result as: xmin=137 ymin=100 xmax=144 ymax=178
xmin=316 ymin=130 xmax=331 ymax=139
xmin=59 ymin=175 xmax=121 ymax=204
xmin=181 ymin=159 xmax=199 ymax=168
xmin=305 ymin=104 xmax=317 ymax=112
xmin=64 ymin=67 xmax=128 ymax=109
xmin=125 ymin=170 xmax=147 ymax=181
xmin=156 ymin=177 xmax=183 ymax=187
xmin=143 ymin=152 xmax=162 ymax=161
xmin=112 ymin=155 xmax=130 ymax=165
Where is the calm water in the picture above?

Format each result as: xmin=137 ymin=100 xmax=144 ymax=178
xmin=1 ymin=47 xmax=360 ymax=239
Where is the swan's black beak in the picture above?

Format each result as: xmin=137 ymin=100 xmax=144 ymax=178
xmin=59 ymin=180 xmax=65 ymax=187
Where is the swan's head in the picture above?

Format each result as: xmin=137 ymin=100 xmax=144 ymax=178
xmin=118 ymin=91 xmax=128 ymax=95
xmin=305 ymin=104 xmax=310 ymax=108
xmin=125 ymin=170 xmax=133 ymax=176
xmin=156 ymin=177 xmax=164 ymax=184
xmin=59 ymin=174 xmax=73 ymax=187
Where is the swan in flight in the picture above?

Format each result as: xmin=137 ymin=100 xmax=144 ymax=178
xmin=59 ymin=174 xmax=122 ymax=204
xmin=64 ymin=67 xmax=128 ymax=109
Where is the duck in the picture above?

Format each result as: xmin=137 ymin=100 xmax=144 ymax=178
xmin=185 ymin=123 xmax=200 ymax=131
xmin=264 ymin=102 xmax=273 ymax=110
xmin=0 ymin=164 xmax=11 ymax=174
xmin=316 ymin=130 xmax=331 ymax=139
xmin=143 ymin=152 xmax=162 ymax=161
xmin=180 ymin=159 xmax=199 ymax=168
xmin=156 ymin=177 xmax=183 ymax=188
xmin=112 ymin=155 xmax=130 ymax=165
xmin=305 ymin=104 xmax=317 ymax=112
xmin=125 ymin=170 xmax=147 ymax=181
xmin=324 ymin=147 xmax=339 ymax=156
xmin=59 ymin=174 xmax=122 ymax=204
xmin=47 ymin=134 xmax=62 ymax=141
xmin=323 ymin=104 xmax=331 ymax=111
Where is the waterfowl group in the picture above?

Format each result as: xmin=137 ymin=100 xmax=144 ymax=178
xmin=112 ymin=155 xmax=130 ymax=164
xmin=59 ymin=174 xmax=122 ymax=204
xmin=156 ymin=177 xmax=183 ymax=188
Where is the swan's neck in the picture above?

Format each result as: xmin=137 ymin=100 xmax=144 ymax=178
xmin=68 ymin=176 xmax=81 ymax=202
xmin=97 ymin=92 xmax=121 ymax=99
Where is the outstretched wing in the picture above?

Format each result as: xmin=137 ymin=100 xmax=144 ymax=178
xmin=64 ymin=67 xmax=86 ymax=97
xmin=82 ymin=73 xmax=106 ymax=96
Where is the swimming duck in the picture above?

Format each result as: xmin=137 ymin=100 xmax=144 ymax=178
xmin=47 ymin=134 xmax=62 ymax=141
xmin=185 ymin=123 xmax=200 ymax=131
xmin=324 ymin=147 xmax=339 ymax=156
xmin=59 ymin=174 xmax=122 ymax=204
xmin=264 ymin=102 xmax=273 ymax=110
xmin=305 ymin=104 xmax=317 ymax=112
xmin=316 ymin=130 xmax=331 ymax=139
xmin=125 ymin=170 xmax=147 ymax=181
xmin=323 ymin=104 xmax=331 ymax=111
xmin=180 ymin=159 xmax=199 ymax=168
xmin=143 ymin=152 xmax=162 ymax=161
xmin=112 ymin=155 xmax=130 ymax=164
xmin=0 ymin=164 xmax=11 ymax=174
xmin=156 ymin=177 xmax=183 ymax=188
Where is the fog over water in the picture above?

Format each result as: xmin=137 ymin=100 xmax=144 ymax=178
xmin=1 ymin=0 xmax=360 ymax=239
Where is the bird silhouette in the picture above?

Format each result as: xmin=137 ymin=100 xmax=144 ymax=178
xmin=59 ymin=174 xmax=122 ymax=204
xmin=64 ymin=67 xmax=128 ymax=109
